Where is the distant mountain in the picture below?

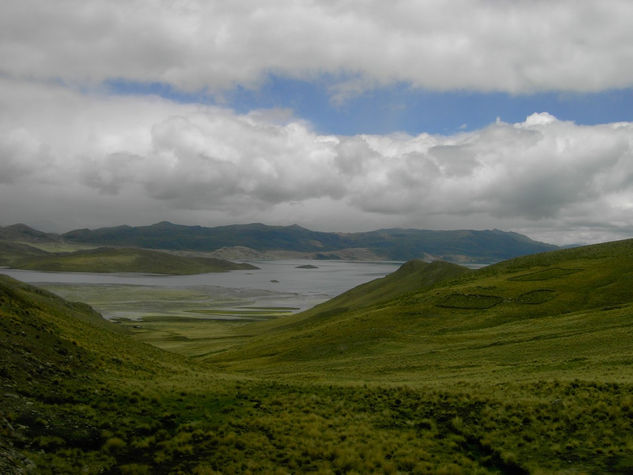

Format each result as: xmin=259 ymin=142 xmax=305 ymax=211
xmin=62 ymin=221 xmax=557 ymax=263
xmin=0 ymin=223 xmax=61 ymax=243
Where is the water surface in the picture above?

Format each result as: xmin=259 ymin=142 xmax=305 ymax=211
xmin=2 ymin=260 xmax=402 ymax=320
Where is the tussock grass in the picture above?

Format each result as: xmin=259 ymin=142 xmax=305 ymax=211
xmin=4 ymin=239 xmax=633 ymax=472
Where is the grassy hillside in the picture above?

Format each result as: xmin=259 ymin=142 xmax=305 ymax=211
xmin=12 ymin=246 xmax=258 ymax=274
xmin=0 ymin=241 xmax=49 ymax=266
xmin=210 ymin=239 xmax=633 ymax=383
xmin=4 ymin=239 xmax=633 ymax=472
xmin=0 ymin=224 xmax=61 ymax=243
xmin=310 ymin=259 xmax=469 ymax=312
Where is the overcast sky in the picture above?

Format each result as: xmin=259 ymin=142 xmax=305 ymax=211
xmin=2 ymin=0 xmax=633 ymax=245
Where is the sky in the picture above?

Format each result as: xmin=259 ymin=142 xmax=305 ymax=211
xmin=1 ymin=1 xmax=633 ymax=245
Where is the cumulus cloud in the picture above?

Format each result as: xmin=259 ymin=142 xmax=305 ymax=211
xmin=1 ymin=0 xmax=633 ymax=96
xmin=1 ymin=79 xmax=633 ymax=244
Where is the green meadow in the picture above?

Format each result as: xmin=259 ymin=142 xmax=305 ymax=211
xmin=36 ymin=283 xmax=300 ymax=358
xmin=3 ymin=239 xmax=633 ymax=473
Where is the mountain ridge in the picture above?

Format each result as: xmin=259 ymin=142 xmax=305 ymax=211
xmin=57 ymin=221 xmax=557 ymax=263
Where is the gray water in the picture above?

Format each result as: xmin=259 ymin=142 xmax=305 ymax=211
xmin=1 ymin=260 xmax=403 ymax=319
xmin=1 ymin=260 xmax=401 ymax=296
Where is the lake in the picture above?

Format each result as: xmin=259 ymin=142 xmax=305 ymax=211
xmin=1 ymin=260 xmax=403 ymax=320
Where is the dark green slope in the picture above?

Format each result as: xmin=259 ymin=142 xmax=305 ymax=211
xmin=13 ymin=246 xmax=258 ymax=274
xmin=210 ymin=238 xmax=633 ymax=382
xmin=0 ymin=274 xmax=188 ymax=472
xmin=0 ymin=273 xmax=181 ymax=383
xmin=62 ymin=221 xmax=556 ymax=262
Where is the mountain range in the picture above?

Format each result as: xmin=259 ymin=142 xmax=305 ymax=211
xmin=2 ymin=221 xmax=558 ymax=263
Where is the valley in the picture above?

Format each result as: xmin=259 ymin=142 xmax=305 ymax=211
xmin=2 ymin=236 xmax=633 ymax=473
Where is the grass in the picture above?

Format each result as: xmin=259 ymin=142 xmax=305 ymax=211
xmin=203 ymin=239 xmax=633 ymax=387
xmin=4 ymin=238 xmax=633 ymax=472
xmin=0 ymin=240 xmax=49 ymax=266
xmin=36 ymin=283 xmax=301 ymax=356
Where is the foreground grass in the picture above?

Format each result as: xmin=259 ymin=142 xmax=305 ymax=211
xmin=4 ymin=239 xmax=633 ymax=472
xmin=5 ymin=362 xmax=633 ymax=473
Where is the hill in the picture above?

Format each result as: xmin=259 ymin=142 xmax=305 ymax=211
xmin=210 ymin=238 xmax=633 ymax=384
xmin=0 ymin=241 xmax=49 ymax=266
xmin=0 ymin=223 xmax=61 ymax=243
xmin=12 ymin=246 xmax=258 ymax=275
xmin=304 ymin=259 xmax=469 ymax=314
xmin=4 ymin=240 xmax=633 ymax=472
xmin=0 ymin=273 xmax=189 ymax=472
xmin=61 ymin=221 xmax=557 ymax=263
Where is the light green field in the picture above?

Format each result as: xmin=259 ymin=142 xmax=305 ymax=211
xmin=39 ymin=283 xmax=299 ymax=357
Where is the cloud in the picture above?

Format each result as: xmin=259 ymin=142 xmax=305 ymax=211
xmin=1 ymin=78 xmax=633 ymax=244
xmin=1 ymin=0 xmax=633 ymax=96
xmin=0 ymin=128 xmax=49 ymax=183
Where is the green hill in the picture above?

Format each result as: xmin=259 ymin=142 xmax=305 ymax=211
xmin=0 ymin=223 xmax=61 ymax=244
xmin=209 ymin=239 xmax=633 ymax=383
xmin=4 ymin=239 xmax=633 ymax=473
xmin=313 ymin=259 xmax=469 ymax=311
xmin=12 ymin=246 xmax=258 ymax=274
xmin=0 ymin=274 xmax=190 ymax=472
xmin=0 ymin=241 xmax=49 ymax=266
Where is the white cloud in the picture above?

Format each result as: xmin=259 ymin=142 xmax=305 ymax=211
xmin=1 ymin=78 xmax=633 ymax=244
xmin=1 ymin=0 xmax=633 ymax=96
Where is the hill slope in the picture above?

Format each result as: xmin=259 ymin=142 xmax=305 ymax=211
xmin=0 ymin=223 xmax=61 ymax=243
xmin=12 ymin=246 xmax=258 ymax=274
xmin=210 ymin=239 xmax=633 ymax=383
xmin=297 ymin=259 xmax=469 ymax=316
xmin=4 ymin=239 xmax=633 ymax=472
xmin=0 ymin=273 xmax=189 ymax=472
xmin=62 ymin=221 xmax=557 ymax=263
xmin=0 ymin=241 xmax=49 ymax=266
